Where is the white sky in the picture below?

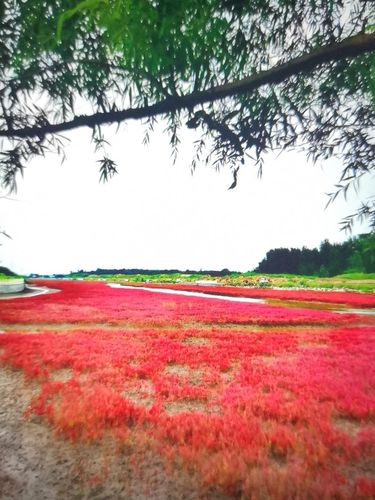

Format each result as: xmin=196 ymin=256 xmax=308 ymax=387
xmin=1 ymin=120 xmax=374 ymax=275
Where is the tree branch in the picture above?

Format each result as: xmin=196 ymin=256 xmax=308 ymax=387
xmin=1 ymin=32 xmax=374 ymax=140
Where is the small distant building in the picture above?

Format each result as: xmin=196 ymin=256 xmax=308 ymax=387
xmin=257 ymin=277 xmax=270 ymax=287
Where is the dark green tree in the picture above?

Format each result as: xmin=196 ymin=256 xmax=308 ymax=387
xmin=297 ymin=247 xmax=320 ymax=275
xmin=256 ymin=233 xmax=375 ymax=275
xmin=350 ymin=233 xmax=375 ymax=272
xmin=0 ymin=0 xmax=374 ymax=227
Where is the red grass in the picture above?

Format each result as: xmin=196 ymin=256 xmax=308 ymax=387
xmin=140 ymin=283 xmax=375 ymax=308
xmin=0 ymin=280 xmax=374 ymax=497
xmin=0 ymin=279 xmax=371 ymax=326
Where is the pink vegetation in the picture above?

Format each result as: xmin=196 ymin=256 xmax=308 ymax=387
xmin=0 ymin=280 xmax=374 ymax=498
xmin=0 ymin=280 xmax=372 ymax=326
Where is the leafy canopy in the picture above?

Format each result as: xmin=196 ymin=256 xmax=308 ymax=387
xmin=0 ymin=0 xmax=374 ymax=229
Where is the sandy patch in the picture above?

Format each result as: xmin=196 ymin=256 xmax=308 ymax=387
xmin=333 ymin=416 xmax=361 ymax=437
xmin=0 ymin=367 xmax=229 ymax=499
xmin=164 ymin=364 xmax=202 ymax=385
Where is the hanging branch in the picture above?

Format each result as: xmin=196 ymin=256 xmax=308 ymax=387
xmin=0 ymin=33 xmax=374 ymax=140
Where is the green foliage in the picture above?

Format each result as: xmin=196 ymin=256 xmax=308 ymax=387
xmin=67 ymin=268 xmax=375 ymax=292
xmin=0 ymin=266 xmax=18 ymax=277
xmin=0 ymin=273 xmax=12 ymax=280
xmin=0 ymin=1 xmax=374 ymax=227
xmin=335 ymin=272 xmax=375 ymax=280
xmin=0 ymin=272 xmax=22 ymax=280
xmin=256 ymin=233 xmax=375 ymax=277
xmin=249 ymin=274 xmax=375 ymax=293
xmin=56 ymin=0 xmax=107 ymax=43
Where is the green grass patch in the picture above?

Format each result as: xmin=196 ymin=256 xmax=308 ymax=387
xmin=74 ymin=271 xmax=375 ymax=293
xmin=0 ymin=273 xmax=23 ymax=281
xmin=334 ymin=273 xmax=375 ymax=280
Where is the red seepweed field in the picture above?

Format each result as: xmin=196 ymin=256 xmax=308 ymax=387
xmin=0 ymin=279 xmax=374 ymax=498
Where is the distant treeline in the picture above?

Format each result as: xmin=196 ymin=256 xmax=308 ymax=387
xmin=255 ymin=233 xmax=375 ymax=276
xmin=0 ymin=266 xmax=17 ymax=276
xmin=70 ymin=268 xmax=233 ymax=278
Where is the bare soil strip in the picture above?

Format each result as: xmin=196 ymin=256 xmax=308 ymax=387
xmin=0 ymin=322 xmax=347 ymax=333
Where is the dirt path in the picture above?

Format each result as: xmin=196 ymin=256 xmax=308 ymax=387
xmin=0 ymin=368 xmax=224 ymax=500
xmin=0 ymin=285 xmax=60 ymax=301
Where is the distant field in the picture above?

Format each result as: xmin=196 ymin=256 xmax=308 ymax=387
xmin=0 ymin=279 xmax=374 ymax=498
xmin=79 ymin=271 xmax=375 ymax=293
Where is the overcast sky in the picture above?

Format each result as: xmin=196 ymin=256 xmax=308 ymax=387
xmin=1 ymin=120 xmax=374 ymax=275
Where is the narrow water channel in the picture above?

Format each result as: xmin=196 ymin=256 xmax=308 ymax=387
xmin=108 ymin=283 xmax=375 ymax=316
xmin=108 ymin=283 xmax=263 ymax=303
